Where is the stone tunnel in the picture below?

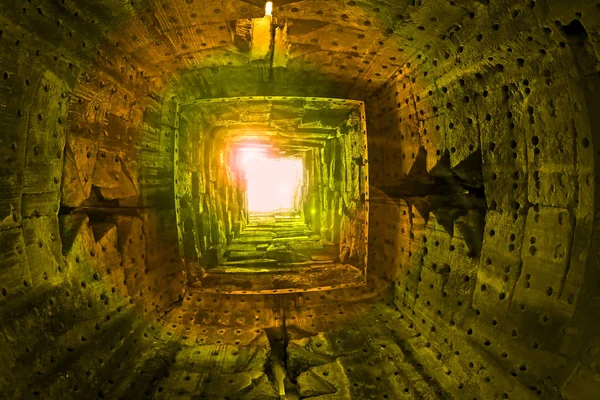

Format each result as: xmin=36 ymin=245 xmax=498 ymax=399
xmin=1 ymin=0 xmax=599 ymax=398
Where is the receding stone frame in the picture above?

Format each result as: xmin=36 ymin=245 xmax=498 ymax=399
xmin=173 ymin=96 xmax=369 ymax=294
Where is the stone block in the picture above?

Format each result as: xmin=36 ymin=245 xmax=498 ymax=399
xmin=61 ymin=135 xmax=98 ymax=207
xmin=91 ymin=222 xmax=127 ymax=297
xmin=21 ymin=191 xmax=61 ymax=218
xmin=287 ymin=341 xmax=336 ymax=377
xmin=22 ymin=215 xmax=64 ymax=286
xmin=59 ymin=213 xmax=99 ymax=279
xmin=0 ymin=227 xmax=32 ymax=299
xmin=517 ymin=206 xmax=574 ymax=308
xmin=110 ymin=216 xmax=146 ymax=294
xmin=0 ymin=79 xmax=27 ymax=230
xmin=92 ymin=149 xmax=139 ymax=201
xmin=23 ymin=71 xmax=68 ymax=198
xmin=0 ymin=167 xmax=22 ymax=230
xmin=250 ymin=16 xmax=273 ymax=60
xmin=472 ymin=210 xmax=526 ymax=326
xmin=297 ymin=360 xmax=349 ymax=399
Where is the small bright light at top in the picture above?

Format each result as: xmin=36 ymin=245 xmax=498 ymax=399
xmin=265 ymin=1 xmax=273 ymax=16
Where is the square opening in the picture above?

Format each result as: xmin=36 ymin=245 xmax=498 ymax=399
xmin=237 ymin=147 xmax=303 ymax=213
xmin=176 ymin=97 xmax=369 ymax=293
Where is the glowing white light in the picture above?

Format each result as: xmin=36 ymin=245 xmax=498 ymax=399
xmin=265 ymin=1 xmax=273 ymax=16
xmin=238 ymin=148 xmax=303 ymax=213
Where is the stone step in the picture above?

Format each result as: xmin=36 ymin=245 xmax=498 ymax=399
xmin=197 ymin=263 xmax=366 ymax=293
xmin=241 ymin=230 xmax=276 ymax=237
xmin=289 ymin=240 xmax=327 ymax=251
xmin=274 ymin=230 xmax=314 ymax=238
xmin=208 ymin=266 xmax=297 ymax=274
xmin=272 ymin=236 xmax=314 ymax=243
xmin=279 ymin=259 xmax=337 ymax=268
xmin=245 ymin=223 xmax=307 ymax=230
xmin=219 ymin=258 xmax=279 ymax=268
xmin=226 ymin=243 xmax=259 ymax=252
xmin=225 ymin=250 xmax=267 ymax=261
xmin=232 ymin=236 xmax=274 ymax=245
xmin=274 ymin=215 xmax=302 ymax=220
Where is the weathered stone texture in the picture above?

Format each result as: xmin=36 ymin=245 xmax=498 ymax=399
xmin=367 ymin=1 xmax=600 ymax=398
xmin=1 ymin=0 xmax=600 ymax=398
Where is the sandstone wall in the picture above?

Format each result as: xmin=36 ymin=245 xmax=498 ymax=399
xmin=367 ymin=1 xmax=600 ymax=397
xmin=0 ymin=2 xmax=184 ymax=397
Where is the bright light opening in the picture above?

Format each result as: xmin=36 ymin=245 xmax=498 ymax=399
xmin=238 ymin=148 xmax=303 ymax=213
xmin=265 ymin=1 xmax=273 ymax=16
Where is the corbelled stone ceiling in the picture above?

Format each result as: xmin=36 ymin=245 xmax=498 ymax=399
xmin=1 ymin=0 xmax=600 ymax=399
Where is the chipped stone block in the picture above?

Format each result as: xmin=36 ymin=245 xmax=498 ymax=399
xmin=235 ymin=19 xmax=252 ymax=52
xmin=206 ymin=371 xmax=278 ymax=399
xmin=91 ymin=222 xmax=126 ymax=297
xmin=92 ymin=150 xmax=139 ymax=201
xmin=454 ymin=209 xmax=484 ymax=258
xmin=297 ymin=360 xmax=349 ymax=399
xmin=273 ymin=23 xmax=291 ymax=67
xmin=287 ymin=341 xmax=335 ymax=377
xmin=61 ymin=135 xmax=98 ymax=207
xmin=59 ymin=213 xmax=99 ymax=279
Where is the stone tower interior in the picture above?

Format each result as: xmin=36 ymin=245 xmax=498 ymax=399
xmin=1 ymin=0 xmax=600 ymax=399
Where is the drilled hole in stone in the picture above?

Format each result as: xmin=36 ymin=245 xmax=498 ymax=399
xmin=583 ymin=137 xmax=590 ymax=148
